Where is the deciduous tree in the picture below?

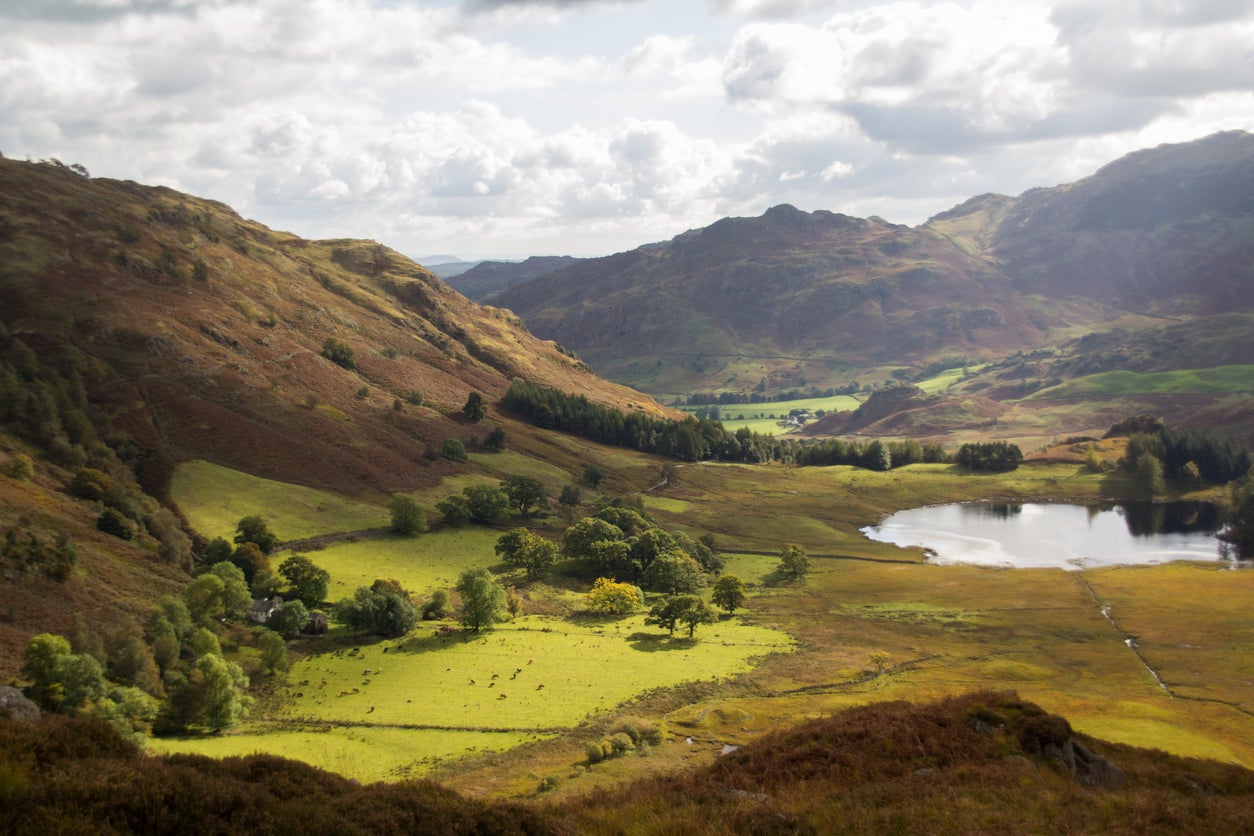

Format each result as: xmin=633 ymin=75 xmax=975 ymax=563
xmin=455 ymin=567 xmax=505 ymax=633
xmin=711 ymin=574 xmax=747 ymax=613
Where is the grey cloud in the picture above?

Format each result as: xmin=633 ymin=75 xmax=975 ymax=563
xmin=0 ymin=0 xmax=199 ymax=23
xmin=461 ymin=0 xmax=643 ymax=11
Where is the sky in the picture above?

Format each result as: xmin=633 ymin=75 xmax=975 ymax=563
xmin=3 ymin=1 xmax=1253 ymax=261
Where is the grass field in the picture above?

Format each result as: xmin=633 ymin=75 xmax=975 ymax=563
xmin=1028 ymin=365 xmax=1254 ymax=400
xmin=167 ymin=454 xmax=1254 ymax=795
xmin=173 ymin=460 xmax=390 ymax=542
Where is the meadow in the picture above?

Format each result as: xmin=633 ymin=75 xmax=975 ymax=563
xmin=165 ymin=450 xmax=1254 ymax=797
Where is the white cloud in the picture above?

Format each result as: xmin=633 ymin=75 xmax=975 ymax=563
xmin=1 ymin=0 xmax=1252 ymax=257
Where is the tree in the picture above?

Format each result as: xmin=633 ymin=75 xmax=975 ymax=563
xmin=442 ymin=438 xmax=468 ymax=462
xmin=711 ymin=574 xmax=747 ymax=613
xmin=334 ymin=579 xmax=416 ymax=637
xmin=645 ymin=595 xmax=717 ymax=638
xmin=321 ymin=337 xmax=356 ymax=370
xmin=562 ymin=517 xmax=625 ymax=561
xmin=257 ymin=631 xmax=290 ymax=674
xmin=495 ymin=528 xmax=558 ymax=579
xmin=208 ymin=562 xmax=251 ymax=621
xmin=21 ymin=633 xmax=106 ymax=712
xmin=865 ymin=440 xmax=892 ymax=472
xmin=96 ymin=507 xmax=136 ymax=540
xmin=501 ymin=475 xmax=547 ymax=518
xmin=436 ymin=494 xmax=472 ymax=526
xmin=777 ymin=544 xmax=811 ymax=580
xmin=268 ymin=599 xmax=310 ymax=638
xmin=464 ymin=484 xmax=511 ymax=524
xmin=585 ymin=577 xmax=644 ymax=615
xmin=110 ymin=634 xmax=164 ymax=697
xmin=203 ymin=536 xmax=233 ymax=565
xmin=388 ymin=494 xmax=428 ymax=536
xmin=229 ymin=541 xmax=270 ymax=586
xmin=559 ymin=485 xmax=582 ymax=509
xmin=483 ymin=426 xmax=507 ymax=452
xmin=195 ymin=652 xmax=250 ymax=731
xmin=278 ymin=554 xmax=330 ymax=608
xmin=642 ymin=549 xmax=705 ymax=594
xmin=463 ymin=391 xmax=487 ymax=421
xmin=583 ymin=464 xmax=606 ymax=488
xmin=421 ymin=588 xmax=451 ymax=620
xmin=455 ymin=567 xmax=505 ymax=632
xmin=1134 ymin=452 xmax=1166 ymax=498
xmin=234 ymin=515 xmax=279 ymax=555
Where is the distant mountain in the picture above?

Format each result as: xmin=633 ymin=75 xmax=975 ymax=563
xmin=421 ymin=259 xmax=487 ymax=279
xmin=493 ymin=131 xmax=1254 ymax=441
xmin=446 ymin=255 xmax=582 ymax=302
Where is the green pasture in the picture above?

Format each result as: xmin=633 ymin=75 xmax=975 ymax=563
xmin=1027 ymin=364 xmax=1254 ymax=400
xmin=290 ymin=528 xmax=505 ymax=602
xmin=676 ymin=394 xmax=865 ymax=435
xmin=173 ymin=460 xmax=390 ymax=542
xmin=149 ymin=725 xmax=537 ymax=784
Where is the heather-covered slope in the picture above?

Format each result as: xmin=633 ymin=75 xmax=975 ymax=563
xmin=0 ymin=158 xmax=662 ymax=497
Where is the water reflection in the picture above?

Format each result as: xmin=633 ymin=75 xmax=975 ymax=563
xmin=864 ymin=501 xmax=1225 ymax=570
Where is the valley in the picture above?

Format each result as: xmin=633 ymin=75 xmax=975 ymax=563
xmin=1 ymin=136 xmax=1253 ymax=830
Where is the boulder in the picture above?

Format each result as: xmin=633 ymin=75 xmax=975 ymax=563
xmin=0 ymin=686 xmax=40 ymax=722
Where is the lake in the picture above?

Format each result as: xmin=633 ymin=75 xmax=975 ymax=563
xmin=862 ymin=501 xmax=1226 ymax=570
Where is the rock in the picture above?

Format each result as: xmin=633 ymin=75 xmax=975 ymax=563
xmin=0 ymin=686 xmax=40 ymax=722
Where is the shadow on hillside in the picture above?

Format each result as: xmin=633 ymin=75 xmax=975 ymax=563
xmin=626 ymin=632 xmax=698 ymax=652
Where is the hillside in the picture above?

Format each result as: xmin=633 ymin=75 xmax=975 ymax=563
xmin=5 ymin=690 xmax=1251 ymax=833
xmin=0 ymin=157 xmax=662 ymax=499
xmin=493 ymin=132 xmax=1254 ymax=442
xmin=447 ymin=256 xmax=582 ymax=302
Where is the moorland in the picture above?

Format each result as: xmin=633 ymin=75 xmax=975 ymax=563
xmin=1 ymin=136 xmax=1253 ymax=832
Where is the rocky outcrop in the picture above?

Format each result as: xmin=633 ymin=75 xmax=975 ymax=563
xmin=0 ymin=686 xmax=40 ymax=722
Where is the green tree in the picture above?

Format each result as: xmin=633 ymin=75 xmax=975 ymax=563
xmin=110 ymin=634 xmax=164 ymax=697
xmin=334 ymin=579 xmax=416 ymax=637
xmin=559 ymin=484 xmax=582 ymax=509
xmin=268 ymin=599 xmax=309 ymax=638
xmin=464 ymin=484 xmax=511 ymax=523
xmin=585 ymin=577 xmax=644 ymax=615
xmin=865 ymin=439 xmax=892 ymax=471
xmin=1134 ymin=452 xmax=1166 ymax=498
xmin=562 ymin=517 xmax=625 ymax=561
xmin=501 ymin=475 xmax=547 ymax=518
xmin=203 ymin=536 xmax=233 ymax=565
xmin=96 ymin=507 xmax=136 ymax=540
xmin=442 ymin=438 xmax=468 ymax=462
xmin=455 ymin=567 xmax=506 ymax=633
xmin=711 ymin=574 xmax=747 ymax=613
xmin=483 ymin=426 xmax=507 ymax=452
xmin=421 ymin=588 xmax=451 ymax=620
xmin=436 ymin=494 xmax=472 ymax=526
xmin=583 ymin=464 xmax=606 ymax=488
xmin=463 ymin=391 xmax=487 ymax=421
xmin=257 ymin=631 xmax=291 ymax=674
xmin=208 ymin=562 xmax=251 ymax=621
xmin=234 ymin=515 xmax=279 ymax=554
xmin=229 ymin=541 xmax=270 ymax=586
xmin=645 ymin=595 xmax=717 ymax=638
xmin=495 ymin=528 xmax=559 ymax=579
xmin=642 ymin=549 xmax=705 ymax=593
xmin=322 ymin=337 xmax=356 ymax=370
xmin=21 ymin=633 xmax=106 ymax=712
xmin=388 ymin=494 xmax=428 ymax=536
xmin=278 ymin=554 xmax=330 ymax=608
xmin=777 ymin=543 xmax=811 ymax=581
xmin=185 ymin=573 xmax=227 ymax=625
xmin=196 ymin=652 xmax=250 ymax=731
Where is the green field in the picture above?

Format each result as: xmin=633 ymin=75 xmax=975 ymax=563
xmin=167 ymin=453 xmax=1254 ymax=793
xmin=1028 ymin=365 xmax=1254 ymax=400
xmin=174 ymin=460 xmax=390 ymax=542
xmin=677 ymin=394 xmax=864 ymax=434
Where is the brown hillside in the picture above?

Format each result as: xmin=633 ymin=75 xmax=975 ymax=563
xmin=0 ymin=158 xmax=665 ymax=498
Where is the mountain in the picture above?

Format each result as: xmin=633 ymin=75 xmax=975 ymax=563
xmin=446 ymin=255 xmax=582 ymax=302
xmin=493 ymin=132 xmax=1254 ymax=440
xmin=0 ymin=157 xmax=661 ymax=500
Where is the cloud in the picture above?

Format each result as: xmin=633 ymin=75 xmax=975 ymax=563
xmin=462 ymin=0 xmax=645 ymax=11
xmin=720 ymin=1 xmax=1254 ymax=153
xmin=0 ymin=0 xmax=202 ymax=23
xmin=710 ymin=0 xmax=843 ymax=19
